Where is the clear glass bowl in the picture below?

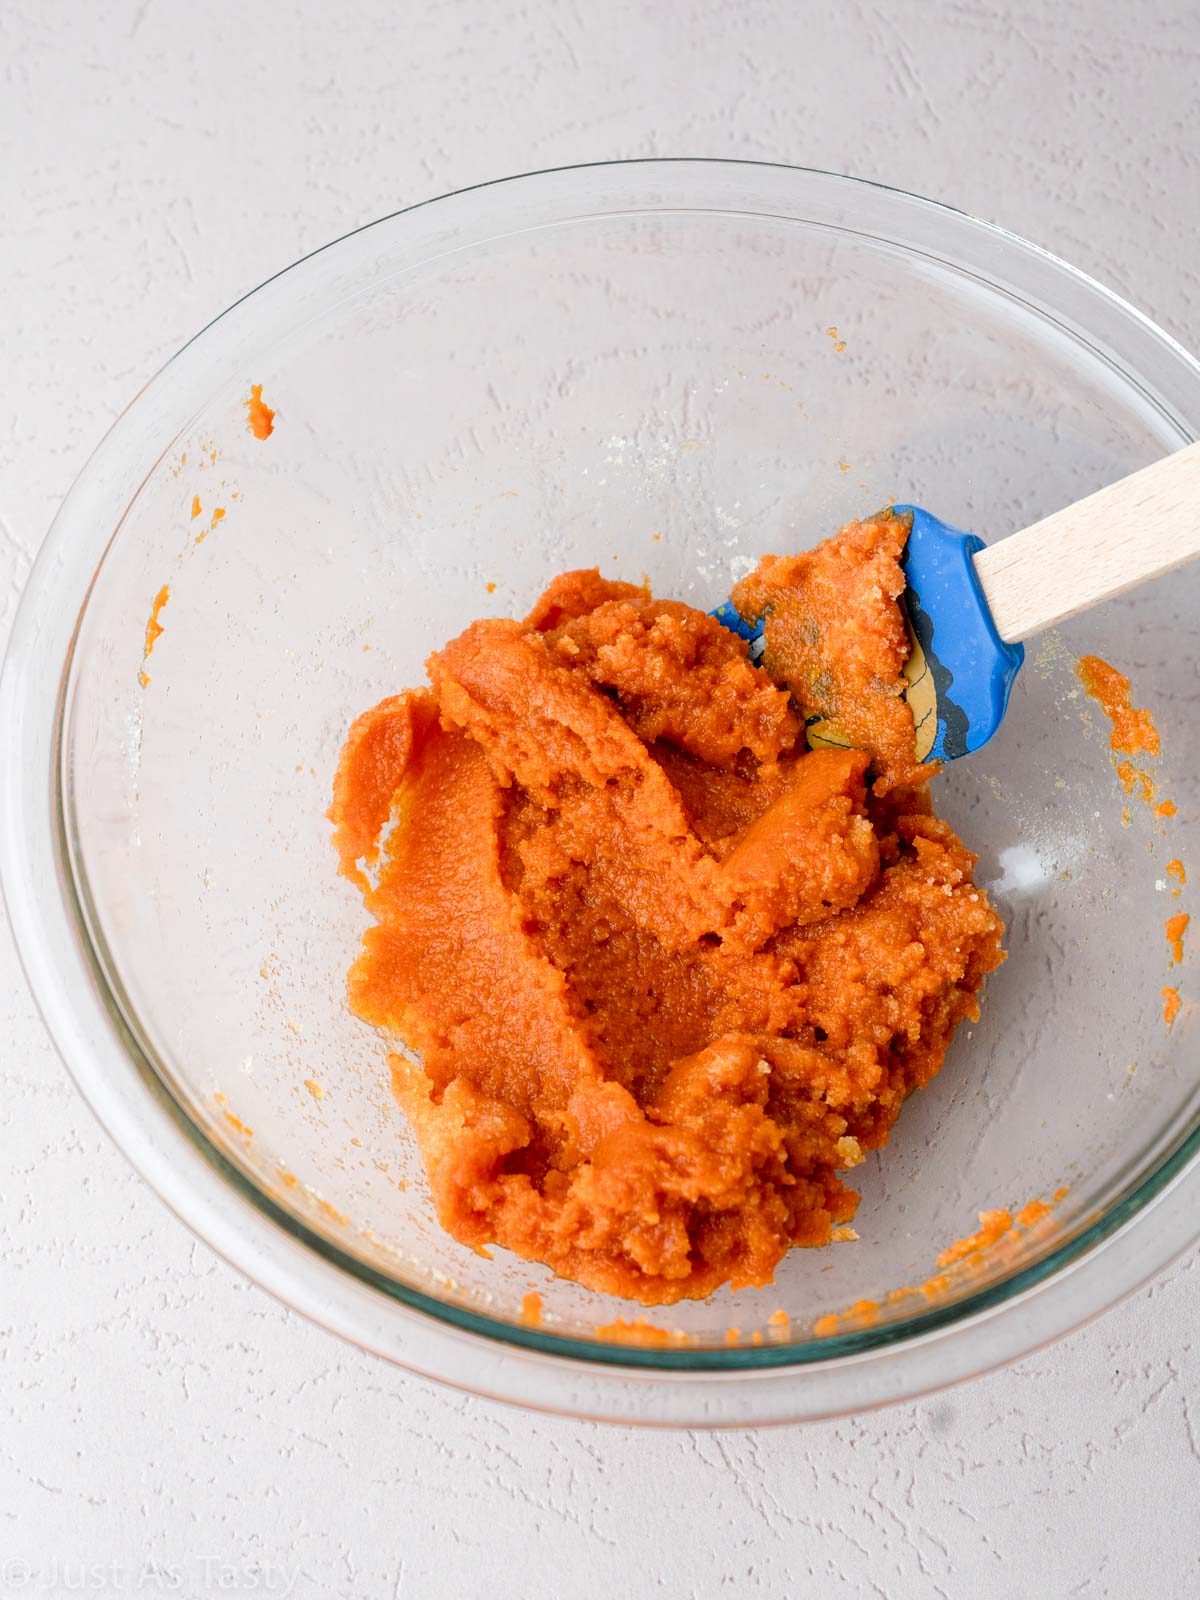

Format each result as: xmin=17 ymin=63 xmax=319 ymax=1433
xmin=3 ymin=161 xmax=1198 ymax=1426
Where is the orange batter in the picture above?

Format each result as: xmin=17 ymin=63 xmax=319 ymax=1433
xmin=329 ymin=514 xmax=1005 ymax=1304
xmin=733 ymin=509 xmax=927 ymax=792
xmin=137 ymin=583 xmax=170 ymax=689
xmin=245 ymin=383 xmax=275 ymax=440
xmin=1076 ymin=654 xmax=1161 ymax=757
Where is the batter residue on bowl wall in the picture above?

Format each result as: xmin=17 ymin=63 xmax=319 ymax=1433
xmin=329 ymin=514 xmax=1006 ymax=1305
xmin=137 ymin=583 xmax=170 ymax=688
xmin=245 ymin=382 xmax=276 ymax=440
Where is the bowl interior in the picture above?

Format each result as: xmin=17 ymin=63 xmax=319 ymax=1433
xmin=63 ymin=171 xmax=1198 ymax=1357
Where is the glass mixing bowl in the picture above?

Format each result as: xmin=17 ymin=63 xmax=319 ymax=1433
xmin=3 ymin=162 xmax=1198 ymax=1426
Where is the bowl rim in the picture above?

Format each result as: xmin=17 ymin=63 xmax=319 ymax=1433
xmin=4 ymin=156 xmax=1200 ymax=1424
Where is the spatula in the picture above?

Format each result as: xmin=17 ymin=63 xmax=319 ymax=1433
xmin=713 ymin=440 xmax=1200 ymax=761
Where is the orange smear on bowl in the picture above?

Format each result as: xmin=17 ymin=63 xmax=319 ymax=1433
xmin=138 ymin=584 xmax=170 ymax=687
xmin=595 ymin=1316 xmax=692 ymax=1348
xmin=520 ymin=1292 xmax=543 ymax=1328
xmin=1076 ymin=655 xmax=1161 ymax=757
xmin=1116 ymin=761 xmax=1154 ymax=804
xmin=813 ymin=1298 xmax=880 ymax=1338
xmin=195 ymin=505 xmax=226 ymax=545
xmin=812 ymin=1190 xmax=1066 ymax=1338
xmin=245 ymin=383 xmax=276 ymax=440
xmin=936 ymin=1206 xmax=1013 ymax=1268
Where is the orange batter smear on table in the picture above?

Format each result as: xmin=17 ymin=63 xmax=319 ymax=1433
xmin=245 ymin=383 xmax=275 ymax=440
xmin=329 ymin=515 xmax=1005 ymax=1305
xmin=137 ymin=584 xmax=170 ymax=688
xmin=1163 ymin=987 xmax=1182 ymax=1027
xmin=1167 ymin=859 xmax=1186 ymax=894
xmin=1076 ymin=654 xmax=1161 ymax=757
xmin=1166 ymin=913 xmax=1189 ymax=965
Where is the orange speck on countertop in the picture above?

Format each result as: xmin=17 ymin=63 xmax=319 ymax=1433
xmin=825 ymin=326 xmax=847 ymax=354
xmin=304 ymin=1078 xmax=325 ymax=1101
xmin=1167 ymin=859 xmax=1186 ymax=889
xmin=1166 ymin=913 xmax=1189 ymax=965
xmin=138 ymin=584 xmax=170 ymax=687
xmin=1076 ymin=655 xmax=1161 ymax=757
xmin=1157 ymin=800 xmax=1178 ymax=818
xmin=245 ymin=383 xmax=275 ymax=440
xmin=486 ymin=582 xmax=497 ymax=594
xmin=1163 ymin=987 xmax=1182 ymax=1027
xmin=191 ymin=495 xmax=202 ymax=519
xmin=520 ymin=1292 xmax=542 ymax=1328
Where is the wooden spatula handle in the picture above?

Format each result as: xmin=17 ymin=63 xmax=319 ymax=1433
xmin=972 ymin=439 xmax=1200 ymax=643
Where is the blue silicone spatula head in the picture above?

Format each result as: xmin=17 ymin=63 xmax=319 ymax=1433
xmin=712 ymin=506 xmax=1025 ymax=763
xmin=892 ymin=505 xmax=1025 ymax=760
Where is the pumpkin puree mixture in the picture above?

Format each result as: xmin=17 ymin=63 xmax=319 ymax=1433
xmin=329 ymin=512 xmax=1006 ymax=1305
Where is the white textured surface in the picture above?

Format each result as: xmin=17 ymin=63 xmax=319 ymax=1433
xmin=3 ymin=1 xmax=1199 ymax=1592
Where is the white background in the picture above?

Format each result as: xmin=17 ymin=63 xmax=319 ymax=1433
xmin=3 ymin=3 xmax=1200 ymax=1595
